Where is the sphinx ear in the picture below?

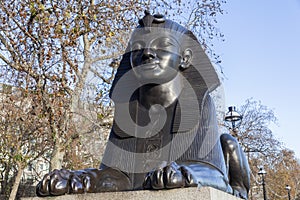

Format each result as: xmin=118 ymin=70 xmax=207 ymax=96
xmin=180 ymin=48 xmax=193 ymax=70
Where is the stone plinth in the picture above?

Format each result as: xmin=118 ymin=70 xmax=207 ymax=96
xmin=22 ymin=187 xmax=241 ymax=200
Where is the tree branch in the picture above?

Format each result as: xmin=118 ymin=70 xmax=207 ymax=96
xmin=89 ymin=67 xmax=115 ymax=84
xmin=91 ymin=51 xmax=124 ymax=63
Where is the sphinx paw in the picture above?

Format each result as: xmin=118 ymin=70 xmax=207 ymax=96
xmin=232 ymin=186 xmax=248 ymax=200
xmin=36 ymin=169 xmax=73 ymax=196
xmin=144 ymin=161 xmax=197 ymax=189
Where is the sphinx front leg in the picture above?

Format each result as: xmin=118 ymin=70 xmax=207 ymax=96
xmin=221 ymin=133 xmax=250 ymax=200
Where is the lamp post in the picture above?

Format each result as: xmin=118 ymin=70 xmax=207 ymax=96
xmin=258 ymin=167 xmax=267 ymax=200
xmin=224 ymin=106 xmax=243 ymax=136
xmin=285 ymin=185 xmax=291 ymax=200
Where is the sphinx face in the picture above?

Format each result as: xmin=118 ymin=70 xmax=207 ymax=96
xmin=129 ymin=29 xmax=183 ymax=84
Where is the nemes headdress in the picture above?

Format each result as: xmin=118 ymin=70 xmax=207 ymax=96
xmin=109 ymin=11 xmax=220 ymax=135
xmin=110 ymin=11 xmax=220 ymax=99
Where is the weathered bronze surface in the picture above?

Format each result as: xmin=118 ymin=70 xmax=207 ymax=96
xmin=36 ymin=11 xmax=250 ymax=199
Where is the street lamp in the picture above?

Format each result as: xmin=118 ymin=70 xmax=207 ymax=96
xmin=258 ymin=167 xmax=267 ymax=200
xmin=285 ymin=185 xmax=291 ymax=200
xmin=224 ymin=106 xmax=243 ymax=136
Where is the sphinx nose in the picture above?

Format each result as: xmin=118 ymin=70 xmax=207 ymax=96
xmin=142 ymin=48 xmax=156 ymax=60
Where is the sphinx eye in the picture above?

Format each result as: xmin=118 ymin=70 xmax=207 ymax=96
xmin=156 ymin=38 xmax=178 ymax=49
xmin=160 ymin=40 xmax=174 ymax=47
xmin=131 ymin=41 xmax=144 ymax=51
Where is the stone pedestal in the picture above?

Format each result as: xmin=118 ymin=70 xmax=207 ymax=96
xmin=22 ymin=187 xmax=241 ymax=200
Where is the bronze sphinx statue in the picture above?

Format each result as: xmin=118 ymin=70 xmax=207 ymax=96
xmin=36 ymin=11 xmax=250 ymax=199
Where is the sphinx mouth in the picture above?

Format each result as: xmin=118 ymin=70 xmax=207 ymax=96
xmin=140 ymin=60 xmax=160 ymax=70
xmin=140 ymin=63 xmax=159 ymax=70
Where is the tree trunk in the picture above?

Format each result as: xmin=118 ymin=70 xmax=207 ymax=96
xmin=2 ymin=161 xmax=12 ymax=196
xmin=50 ymin=142 xmax=65 ymax=170
xmin=8 ymin=163 xmax=23 ymax=200
xmin=49 ymin=33 xmax=91 ymax=171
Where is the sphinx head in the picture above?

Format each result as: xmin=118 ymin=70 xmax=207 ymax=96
xmin=129 ymin=11 xmax=194 ymax=84
xmin=110 ymin=12 xmax=220 ymax=102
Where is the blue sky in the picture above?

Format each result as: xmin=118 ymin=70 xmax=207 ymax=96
xmin=213 ymin=0 xmax=300 ymax=158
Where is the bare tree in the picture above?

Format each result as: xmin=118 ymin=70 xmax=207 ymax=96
xmin=0 ymin=0 xmax=144 ymax=172
xmin=234 ymin=98 xmax=280 ymax=157
xmin=250 ymin=149 xmax=300 ymax=200
xmin=0 ymin=85 xmax=52 ymax=200
xmin=266 ymin=149 xmax=300 ymax=200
